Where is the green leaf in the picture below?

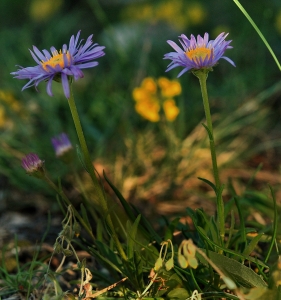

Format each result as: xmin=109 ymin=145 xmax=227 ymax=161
xmin=242 ymin=232 xmax=264 ymax=257
xmin=197 ymin=177 xmax=217 ymax=193
xmin=240 ymin=287 xmax=270 ymax=300
xmin=89 ymin=247 xmax=124 ymax=277
xmin=194 ymin=225 xmax=268 ymax=268
xmin=234 ymin=197 xmax=246 ymax=251
xmin=167 ymin=288 xmax=189 ymax=299
xmin=80 ymin=203 xmax=92 ymax=231
xmin=93 ymin=240 xmax=123 ymax=271
xmin=201 ymin=123 xmax=213 ymax=141
xmin=166 ymin=273 xmax=183 ymax=289
xmin=227 ymin=178 xmax=238 ymax=197
xmin=132 ymin=204 xmax=162 ymax=244
xmin=164 ymin=217 xmax=180 ymax=241
xmin=103 ymin=170 xmax=136 ymax=221
xmin=197 ymin=250 xmax=268 ymax=288
xmin=210 ymin=216 xmax=220 ymax=246
xmin=76 ymin=144 xmax=88 ymax=173
xmin=196 ymin=209 xmax=219 ymax=246
xmin=264 ymin=186 xmax=278 ymax=264
xmin=133 ymin=250 xmax=145 ymax=290
xmin=96 ymin=218 xmax=103 ymax=242
xmin=127 ymin=214 xmax=141 ymax=260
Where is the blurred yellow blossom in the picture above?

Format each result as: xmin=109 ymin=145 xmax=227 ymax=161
xmin=187 ymin=4 xmax=206 ymax=25
xmin=132 ymin=77 xmax=181 ymax=122
xmin=135 ymin=98 xmax=160 ymax=122
xmin=275 ymin=9 xmax=281 ymax=35
xmin=141 ymin=77 xmax=157 ymax=94
xmin=0 ymin=91 xmax=22 ymax=129
xmin=29 ymin=0 xmax=63 ymax=22
xmin=163 ymin=99 xmax=180 ymax=122
xmin=121 ymin=0 xmax=206 ymax=31
xmin=158 ymin=77 xmax=181 ymax=98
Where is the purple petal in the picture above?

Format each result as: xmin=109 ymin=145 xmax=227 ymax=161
xmin=32 ymin=46 xmax=46 ymax=61
xmin=221 ymin=56 xmax=236 ymax=67
xmin=29 ymin=49 xmax=41 ymax=64
xmin=167 ymin=40 xmax=184 ymax=53
xmin=46 ymin=76 xmax=54 ymax=96
xmin=61 ymin=73 xmax=70 ymax=99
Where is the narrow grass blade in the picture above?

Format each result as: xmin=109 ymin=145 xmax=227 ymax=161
xmin=80 ymin=203 xmax=92 ymax=232
xmin=264 ymin=186 xmax=278 ymax=264
xmin=193 ymin=223 xmax=268 ymax=268
xmin=132 ymin=204 xmax=162 ymax=244
xmin=233 ymin=0 xmax=281 ymax=71
xmin=127 ymin=214 xmax=141 ymax=260
xmin=242 ymin=232 xmax=264 ymax=257
xmin=234 ymin=197 xmax=246 ymax=253
xmin=103 ymin=170 xmax=136 ymax=221
xmin=198 ymin=177 xmax=217 ymax=194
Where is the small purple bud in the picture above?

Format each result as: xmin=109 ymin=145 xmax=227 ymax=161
xmin=22 ymin=153 xmax=45 ymax=178
xmin=51 ymin=133 xmax=74 ymax=163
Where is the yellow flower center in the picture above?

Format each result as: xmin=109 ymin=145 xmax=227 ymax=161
xmin=41 ymin=50 xmax=72 ymax=71
xmin=186 ymin=47 xmax=212 ymax=61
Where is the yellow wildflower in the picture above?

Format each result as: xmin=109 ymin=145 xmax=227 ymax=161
xmin=132 ymin=87 xmax=150 ymax=102
xmin=0 ymin=91 xmax=22 ymax=129
xmin=135 ymin=98 xmax=160 ymax=122
xmin=158 ymin=77 xmax=181 ymax=98
xmin=0 ymin=107 xmax=6 ymax=128
xmin=163 ymin=99 xmax=180 ymax=122
xmin=276 ymin=9 xmax=281 ymax=36
xmin=141 ymin=77 xmax=157 ymax=94
xmin=133 ymin=77 xmax=181 ymax=122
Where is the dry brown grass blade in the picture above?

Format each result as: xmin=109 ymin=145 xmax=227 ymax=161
xmin=82 ymin=277 xmax=128 ymax=299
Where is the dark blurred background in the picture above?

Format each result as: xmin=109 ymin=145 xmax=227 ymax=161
xmin=1 ymin=0 xmax=281 ymax=206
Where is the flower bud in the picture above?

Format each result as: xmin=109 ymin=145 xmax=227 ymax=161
xmin=21 ymin=153 xmax=45 ymax=179
xmin=51 ymin=133 xmax=74 ymax=164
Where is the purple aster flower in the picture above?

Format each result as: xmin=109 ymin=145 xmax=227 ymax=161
xmin=164 ymin=32 xmax=235 ymax=77
xmin=22 ymin=153 xmax=45 ymax=177
xmin=11 ymin=31 xmax=105 ymax=99
xmin=51 ymin=133 xmax=73 ymax=158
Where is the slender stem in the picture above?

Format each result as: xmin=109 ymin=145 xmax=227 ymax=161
xmin=195 ymin=70 xmax=220 ymax=188
xmin=68 ymin=85 xmax=105 ymax=203
xmin=43 ymin=174 xmax=95 ymax=241
xmin=193 ymin=69 xmax=225 ymax=242
xmin=67 ymin=84 xmax=128 ymax=261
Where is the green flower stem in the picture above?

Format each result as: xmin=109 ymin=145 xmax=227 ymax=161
xmin=43 ymin=174 xmax=95 ymax=241
xmin=67 ymin=84 xmax=128 ymax=261
xmin=193 ymin=69 xmax=225 ymax=241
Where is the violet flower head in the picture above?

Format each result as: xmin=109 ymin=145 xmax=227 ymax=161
xmin=51 ymin=133 xmax=73 ymax=157
xmin=51 ymin=133 xmax=74 ymax=164
xmin=11 ymin=31 xmax=105 ymax=99
xmin=164 ymin=32 xmax=235 ymax=77
xmin=22 ymin=153 xmax=44 ymax=177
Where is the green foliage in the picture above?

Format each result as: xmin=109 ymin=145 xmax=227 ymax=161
xmin=2 ymin=0 xmax=281 ymax=299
